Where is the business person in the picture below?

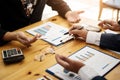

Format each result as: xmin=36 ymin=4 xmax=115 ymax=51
xmin=55 ymin=54 xmax=107 ymax=80
xmin=0 ymin=0 xmax=83 ymax=46
xmin=69 ymin=20 xmax=120 ymax=52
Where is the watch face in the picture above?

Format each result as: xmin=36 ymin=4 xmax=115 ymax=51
xmin=118 ymin=20 xmax=120 ymax=25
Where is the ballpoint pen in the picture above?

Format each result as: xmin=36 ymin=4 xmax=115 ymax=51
xmin=43 ymin=75 xmax=52 ymax=80
xmin=60 ymin=26 xmax=84 ymax=43
xmin=64 ymin=32 xmax=69 ymax=35
xmin=64 ymin=25 xmax=84 ymax=35
xmin=64 ymin=25 xmax=83 ymax=35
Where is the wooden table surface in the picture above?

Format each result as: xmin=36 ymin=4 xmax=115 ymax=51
xmin=0 ymin=15 xmax=120 ymax=80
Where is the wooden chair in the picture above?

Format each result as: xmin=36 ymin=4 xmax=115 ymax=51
xmin=98 ymin=0 xmax=120 ymax=21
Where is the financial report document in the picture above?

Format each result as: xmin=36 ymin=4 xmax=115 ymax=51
xmin=46 ymin=46 xmax=120 ymax=80
xmin=26 ymin=22 xmax=73 ymax=46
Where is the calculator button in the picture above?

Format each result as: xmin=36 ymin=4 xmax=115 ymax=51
xmin=17 ymin=49 xmax=22 ymax=54
xmin=74 ymin=76 xmax=81 ymax=80
xmin=69 ymin=73 xmax=75 ymax=77
xmin=63 ymin=69 xmax=69 ymax=73
xmin=10 ymin=49 xmax=14 ymax=55
xmin=13 ymin=48 xmax=17 ymax=54
xmin=7 ymin=50 xmax=11 ymax=57
xmin=3 ymin=51 xmax=7 ymax=58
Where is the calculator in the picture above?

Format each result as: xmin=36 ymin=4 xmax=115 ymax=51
xmin=2 ymin=48 xmax=25 ymax=64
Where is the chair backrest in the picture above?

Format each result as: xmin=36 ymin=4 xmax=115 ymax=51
xmin=102 ymin=0 xmax=120 ymax=9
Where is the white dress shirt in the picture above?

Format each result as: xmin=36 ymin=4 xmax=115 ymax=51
xmin=86 ymin=31 xmax=102 ymax=46
xmin=78 ymin=65 xmax=99 ymax=80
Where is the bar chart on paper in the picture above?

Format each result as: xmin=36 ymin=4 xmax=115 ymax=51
xmin=75 ymin=51 xmax=95 ymax=62
xmin=69 ymin=46 xmax=120 ymax=75
xmin=26 ymin=22 xmax=73 ymax=46
xmin=46 ymin=46 xmax=120 ymax=80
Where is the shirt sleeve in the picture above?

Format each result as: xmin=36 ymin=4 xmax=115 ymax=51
xmin=86 ymin=31 xmax=102 ymax=46
xmin=78 ymin=65 xmax=99 ymax=80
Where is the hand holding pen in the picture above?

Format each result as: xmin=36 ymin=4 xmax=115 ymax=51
xmin=61 ymin=25 xmax=84 ymax=43
xmin=64 ymin=24 xmax=83 ymax=35
xmin=68 ymin=24 xmax=88 ymax=40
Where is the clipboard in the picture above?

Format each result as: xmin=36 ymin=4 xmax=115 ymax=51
xmin=46 ymin=46 xmax=120 ymax=80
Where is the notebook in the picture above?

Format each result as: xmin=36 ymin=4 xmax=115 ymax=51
xmin=46 ymin=46 xmax=120 ymax=80
xmin=26 ymin=22 xmax=74 ymax=46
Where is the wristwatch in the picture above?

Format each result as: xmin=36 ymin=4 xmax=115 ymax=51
xmin=118 ymin=20 xmax=120 ymax=25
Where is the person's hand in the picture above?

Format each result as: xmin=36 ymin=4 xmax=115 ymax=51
xmin=98 ymin=20 xmax=120 ymax=31
xmin=69 ymin=24 xmax=88 ymax=40
xmin=3 ymin=31 xmax=41 ymax=47
xmin=65 ymin=10 xmax=84 ymax=23
xmin=55 ymin=54 xmax=85 ymax=73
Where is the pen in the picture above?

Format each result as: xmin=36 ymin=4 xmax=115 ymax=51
xmin=102 ymin=63 xmax=110 ymax=69
xmin=64 ymin=25 xmax=83 ymax=35
xmin=43 ymin=75 xmax=52 ymax=80
xmin=60 ymin=35 xmax=74 ymax=43
xmin=46 ymin=70 xmax=62 ymax=80
xmin=64 ymin=32 xmax=69 ymax=35
xmin=61 ymin=25 xmax=84 ymax=42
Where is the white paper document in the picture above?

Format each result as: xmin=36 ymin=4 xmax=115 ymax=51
xmin=26 ymin=22 xmax=73 ymax=46
xmin=46 ymin=46 xmax=120 ymax=80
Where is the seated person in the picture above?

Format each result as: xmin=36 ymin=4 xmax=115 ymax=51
xmin=69 ymin=20 xmax=120 ymax=52
xmin=0 ymin=0 xmax=84 ymax=47
xmin=55 ymin=54 xmax=107 ymax=80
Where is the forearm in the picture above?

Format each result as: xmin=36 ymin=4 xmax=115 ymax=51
xmin=100 ymin=33 xmax=120 ymax=52
xmin=47 ymin=0 xmax=71 ymax=18
xmin=0 ymin=32 xmax=17 ymax=46
xmin=3 ymin=32 xmax=17 ymax=41
xmin=0 ymin=29 xmax=10 ymax=46
xmin=86 ymin=31 xmax=120 ymax=52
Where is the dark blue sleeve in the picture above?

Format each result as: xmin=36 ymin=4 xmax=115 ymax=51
xmin=92 ymin=76 xmax=107 ymax=80
xmin=100 ymin=33 xmax=120 ymax=52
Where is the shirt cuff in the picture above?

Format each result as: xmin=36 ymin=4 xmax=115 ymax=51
xmin=78 ymin=65 xmax=99 ymax=80
xmin=86 ymin=31 xmax=102 ymax=46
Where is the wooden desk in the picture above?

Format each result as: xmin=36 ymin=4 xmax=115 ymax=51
xmin=0 ymin=15 xmax=120 ymax=80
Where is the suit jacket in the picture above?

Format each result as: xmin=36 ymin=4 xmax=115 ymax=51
xmin=100 ymin=33 xmax=120 ymax=52
xmin=0 ymin=0 xmax=70 ymax=45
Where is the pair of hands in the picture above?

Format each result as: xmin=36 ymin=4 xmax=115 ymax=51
xmin=69 ymin=20 xmax=120 ymax=40
xmin=66 ymin=10 xmax=120 ymax=31
xmin=3 ymin=10 xmax=120 ymax=47
xmin=3 ymin=31 xmax=41 ymax=47
xmin=2 ymin=10 xmax=83 ymax=47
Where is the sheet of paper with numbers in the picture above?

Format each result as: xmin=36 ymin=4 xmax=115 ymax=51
xmin=26 ymin=22 xmax=74 ymax=46
xmin=46 ymin=46 xmax=120 ymax=80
